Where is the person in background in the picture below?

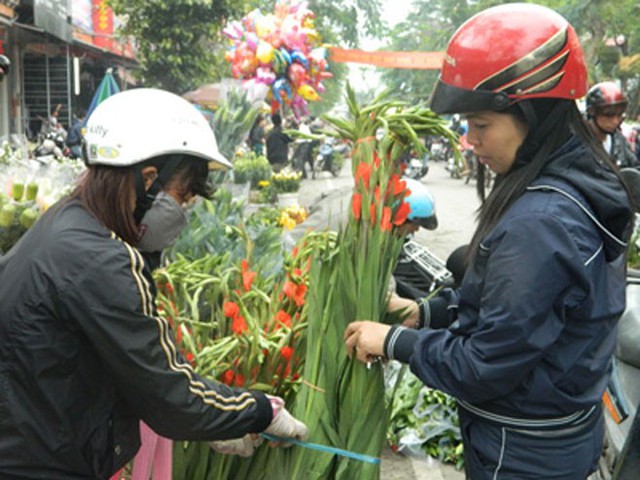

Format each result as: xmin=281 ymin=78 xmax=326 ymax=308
xmin=0 ymin=88 xmax=307 ymax=479
xmin=0 ymin=54 xmax=10 ymax=82
xmin=292 ymin=116 xmax=314 ymax=178
xmin=65 ymin=110 xmax=86 ymax=159
xmin=47 ymin=103 xmax=66 ymax=136
xmin=586 ymin=81 xmax=638 ymax=168
xmin=266 ymin=113 xmax=292 ymax=172
xmin=247 ymin=114 xmax=266 ymax=156
xmin=344 ymin=4 xmax=633 ymax=479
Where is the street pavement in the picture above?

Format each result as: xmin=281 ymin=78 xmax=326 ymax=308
xmin=296 ymin=159 xmax=477 ymax=479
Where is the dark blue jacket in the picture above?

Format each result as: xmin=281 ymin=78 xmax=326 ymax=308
xmin=388 ymin=136 xmax=632 ymax=420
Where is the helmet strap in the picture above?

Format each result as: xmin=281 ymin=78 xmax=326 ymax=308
xmin=133 ymin=154 xmax=183 ymax=224
xmin=593 ymin=117 xmax=617 ymax=136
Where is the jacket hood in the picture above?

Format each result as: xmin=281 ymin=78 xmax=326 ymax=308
xmin=538 ymin=136 xmax=633 ymax=261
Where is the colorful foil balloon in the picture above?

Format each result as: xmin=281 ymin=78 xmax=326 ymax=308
xmin=222 ymin=0 xmax=332 ymax=117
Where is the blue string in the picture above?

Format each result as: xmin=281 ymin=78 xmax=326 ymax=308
xmin=260 ymin=433 xmax=381 ymax=465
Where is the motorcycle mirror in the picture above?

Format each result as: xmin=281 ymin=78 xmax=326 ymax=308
xmin=620 ymin=168 xmax=640 ymax=212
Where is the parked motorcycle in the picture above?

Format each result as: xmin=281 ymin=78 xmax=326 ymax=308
xmin=402 ymin=149 xmax=430 ymax=180
xmin=313 ymin=137 xmax=346 ymax=179
xmin=595 ymin=168 xmax=640 ymax=479
xmin=33 ymin=131 xmax=66 ymax=163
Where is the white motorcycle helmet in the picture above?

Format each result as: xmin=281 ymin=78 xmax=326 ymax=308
xmin=83 ymin=88 xmax=231 ymax=170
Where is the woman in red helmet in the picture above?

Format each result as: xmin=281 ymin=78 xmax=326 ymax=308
xmin=586 ymin=81 xmax=638 ymax=168
xmin=345 ymin=4 xmax=633 ymax=479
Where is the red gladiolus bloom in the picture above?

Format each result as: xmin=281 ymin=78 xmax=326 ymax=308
xmin=185 ymin=352 xmax=195 ymax=365
xmin=390 ymin=174 xmax=407 ymax=196
xmin=351 ymin=193 xmax=362 ymax=220
xmin=283 ymin=281 xmax=307 ymax=307
xmin=292 ymin=246 xmax=299 ymax=258
xmin=381 ymin=206 xmax=392 ymax=231
xmin=276 ymin=310 xmax=292 ymax=328
xmin=373 ymin=151 xmax=381 ymax=168
xmin=232 ymin=315 xmax=248 ymax=335
xmin=293 ymin=268 xmax=302 ymax=277
xmin=174 ymin=325 xmax=183 ymax=344
xmin=355 ymin=162 xmax=372 ymax=190
xmin=370 ymin=203 xmax=376 ymax=226
xmin=374 ymin=186 xmax=381 ymax=203
xmin=241 ymin=260 xmax=256 ymax=292
xmin=393 ymin=201 xmax=412 ymax=226
xmin=234 ymin=373 xmax=245 ymax=387
xmin=280 ymin=346 xmax=294 ymax=361
xmin=223 ymin=301 xmax=240 ymax=318
xmin=222 ymin=369 xmax=234 ymax=386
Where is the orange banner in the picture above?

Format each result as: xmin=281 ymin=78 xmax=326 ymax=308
xmin=329 ymin=47 xmax=445 ymax=70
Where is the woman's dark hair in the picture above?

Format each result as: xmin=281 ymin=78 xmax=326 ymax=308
xmin=71 ymin=155 xmax=211 ymax=245
xmin=467 ymin=98 xmax=621 ymax=263
xmin=72 ymin=166 xmax=139 ymax=244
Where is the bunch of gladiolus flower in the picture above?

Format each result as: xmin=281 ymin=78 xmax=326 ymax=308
xmin=284 ymin=84 xmax=458 ymax=479
xmin=154 ymin=231 xmax=333 ymax=478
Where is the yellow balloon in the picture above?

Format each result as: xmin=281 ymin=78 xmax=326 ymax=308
xmin=297 ymin=84 xmax=320 ymax=101
xmin=256 ymin=41 xmax=275 ymax=64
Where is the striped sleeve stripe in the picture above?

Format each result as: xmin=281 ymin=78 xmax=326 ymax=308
xmin=118 ymin=239 xmax=256 ymax=411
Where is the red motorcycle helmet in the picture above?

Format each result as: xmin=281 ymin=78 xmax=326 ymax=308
xmin=586 ymin=82 xmax=628 ymax=115
xmin=430 ymin=3 xmax=587 ymax=115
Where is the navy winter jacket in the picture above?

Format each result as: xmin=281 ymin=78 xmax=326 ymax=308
xmin=387 ymin=136 xmax=633 ymax=420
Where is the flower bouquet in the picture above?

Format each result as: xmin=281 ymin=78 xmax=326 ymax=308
xmin=284 ymin=84 xmax=457 ymax=479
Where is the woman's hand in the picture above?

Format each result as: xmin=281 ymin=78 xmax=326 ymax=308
xmin=388 ymin=294 xmax=420 ymax=328
xmin=344 ymin=321 xmax=391 ymax=364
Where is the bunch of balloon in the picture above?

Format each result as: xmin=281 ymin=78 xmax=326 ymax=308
xmin=222 ymin=0 xmax=333 ymax=119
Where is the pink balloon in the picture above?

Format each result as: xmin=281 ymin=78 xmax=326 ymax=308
xmin=287 ymin=63 xmax=307 ymax=87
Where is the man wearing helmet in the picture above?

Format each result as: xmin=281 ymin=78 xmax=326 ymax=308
xmin=0 ymin=88 xmax=307 ymax=478
xmin=345 ymin=4 xmax=633 ymax=479
xmin=586 ymin=81 xmax=638 ymax=168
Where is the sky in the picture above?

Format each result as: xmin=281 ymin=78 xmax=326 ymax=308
xmin=347 ymin=1 xmax=413 ymax=92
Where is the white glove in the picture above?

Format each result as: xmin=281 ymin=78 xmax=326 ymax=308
xmin=208 ymin=434 xmax=262 ymax=457
xmin=263 ymin=395 xmax=308 ymax=446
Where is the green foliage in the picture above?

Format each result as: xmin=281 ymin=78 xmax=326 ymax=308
xmin=232 ymin=151 xmax=272 ymax=187
xmin=211 ymin=88 xmax=261 ymax=160
xmin=108 ymin=0 xmax=247 ymax=92
xmin=165 ymin=188 xmax=286 ymax=279
xmin=385 ymin=363 xmax=464 ymax=469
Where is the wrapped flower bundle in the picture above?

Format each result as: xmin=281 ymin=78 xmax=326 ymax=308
xmin=285 ymin=85 xmax=457 ymax=479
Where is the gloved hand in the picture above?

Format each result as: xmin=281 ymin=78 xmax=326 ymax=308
xmin=209 ymin=434 xmax=262 ymax=457
xmin=263 ymin=395 xmax=308 ymax=446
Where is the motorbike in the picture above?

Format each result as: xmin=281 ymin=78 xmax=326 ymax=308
xmin=594 ymin=168 xmax=640 ymax=479
xmin=401 ymin=149 xmax=430 ymax=180
xmin=597 ymin=267 xmax=640 ymax=479
xmin=429 ymin=137 xmax=447 ymax=163
xmin=313 ymin=137 xmax=347 ymax=179
xmin=33 ymin=131 xmax=67 ymax=163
